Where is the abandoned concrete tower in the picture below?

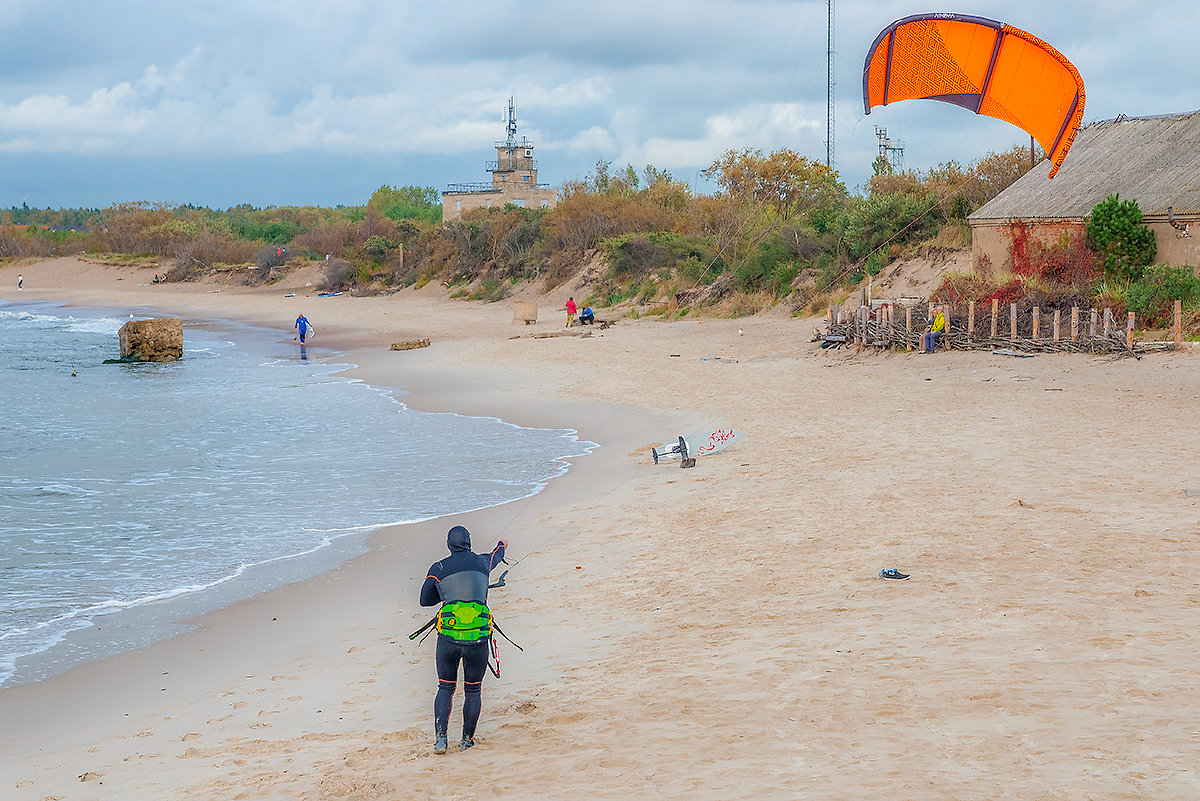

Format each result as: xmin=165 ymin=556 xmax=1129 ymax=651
xmin=441 ymin=98 xmax=559 ymax=221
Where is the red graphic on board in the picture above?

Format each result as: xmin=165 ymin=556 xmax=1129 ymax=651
xmin=695 ymin=428 xmax=735 ymax=455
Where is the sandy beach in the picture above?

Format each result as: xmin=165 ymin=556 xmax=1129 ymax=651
xmin=1 ymin=256 xmax=1198 ymax=800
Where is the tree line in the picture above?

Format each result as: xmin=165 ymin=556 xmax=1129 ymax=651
xmin=3 ymin=144 xmax=1191 ymax=326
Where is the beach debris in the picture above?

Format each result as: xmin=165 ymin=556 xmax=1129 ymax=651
xmin=114 ymin=317 xmax=183 ymax=362
xmin=994 ymin=349 xmax=1035 ymax=358
xmin=512 ymin=300 xmax=538 ymax=325
xmin=528 ymin=330 xmax=591 ymax=339
xmin=79 ymin=772 xmax=104 ymax=782
xmin=878 ymin=568 xmax=910 ymax=581
xmin=390 ymin=338 xmax=431 ymax=351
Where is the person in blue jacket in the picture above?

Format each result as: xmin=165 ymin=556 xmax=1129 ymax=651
xmin=420 ymin=525 xmax=507 ymax=754
xmin=294 ymin=314 xmax=314 ymax=343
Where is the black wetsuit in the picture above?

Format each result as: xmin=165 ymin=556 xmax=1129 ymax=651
xmin=420 ymin=525 xmax=506 ymax=741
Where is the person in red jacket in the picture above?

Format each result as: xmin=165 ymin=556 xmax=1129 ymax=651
xmin=565 ymin=296 xmax=577 ymax=327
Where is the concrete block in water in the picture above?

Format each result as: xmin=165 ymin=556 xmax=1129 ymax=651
xmin=118 ymin=318 xmax=183 ymax=362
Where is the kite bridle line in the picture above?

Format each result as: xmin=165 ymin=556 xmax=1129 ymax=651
xmin=789 ymin=160 xmax=995 ymax=312
xmin=472 ymin=403 xmax=660 ymax=587
xmin=679 ymin=138 xmax=993 ymax=309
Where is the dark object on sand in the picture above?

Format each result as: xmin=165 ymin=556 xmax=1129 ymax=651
xmin=390 ymin=338 xmax=431 ymax=351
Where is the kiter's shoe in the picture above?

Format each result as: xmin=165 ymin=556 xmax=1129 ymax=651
xmin=460 ymin=737 xmax=475 ymax=752
xmin=879 ymin=568 xmax=910 ymax=580
xmin=434 ymin=735 xmax=448 ymax=754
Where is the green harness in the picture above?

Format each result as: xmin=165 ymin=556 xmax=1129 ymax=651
xmin=436 ymin=600 xmax=492 ymax=643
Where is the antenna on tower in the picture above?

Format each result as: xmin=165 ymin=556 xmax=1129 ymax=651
xmin=825 ymin=0 xmax=835 ymax=169
xmin=504 ymin=97 xmax=518 ymax=149
xmin=874 ymin=126 xmax=905 ymax=173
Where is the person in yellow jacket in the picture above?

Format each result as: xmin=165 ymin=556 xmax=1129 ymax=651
xmin=921 ymin=306 xmax=945 ymax=353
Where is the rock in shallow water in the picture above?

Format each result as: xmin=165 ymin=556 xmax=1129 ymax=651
xmin=117 ymin=317 xmax=183 ymax=362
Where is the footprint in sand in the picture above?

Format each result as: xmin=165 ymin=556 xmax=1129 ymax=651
xmin=182 ymin=732 xmax=201 ymax=742
xmin=78 ymin=772 xmax=103 ymax=782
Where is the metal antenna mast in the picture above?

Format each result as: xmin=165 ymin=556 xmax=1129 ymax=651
xmin=825 ymin=0 xmax=835 ymax=169
xmin=504 ymin=97 xmax=518 ymax=149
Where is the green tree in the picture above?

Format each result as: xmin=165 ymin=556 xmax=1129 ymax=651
xmin=369 ymin=185 xmax=441 ymax=224
xmin=702 ymin=148 xmax=846 ymax=222
xmin=1086 ymin=193 xmax=1157 ymax=282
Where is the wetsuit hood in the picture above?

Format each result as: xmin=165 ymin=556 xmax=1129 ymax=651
xmin=447 ymin=525 xmax=472 ymax=552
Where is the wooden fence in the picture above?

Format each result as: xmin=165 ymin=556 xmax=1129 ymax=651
xmin=821 ymin=299 xmax=1185 ymax=357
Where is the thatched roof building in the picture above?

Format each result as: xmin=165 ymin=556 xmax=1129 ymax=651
xmin=968 ymin=110 xmax=1200 ymax=273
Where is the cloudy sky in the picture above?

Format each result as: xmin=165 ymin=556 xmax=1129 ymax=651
xmin=1 ymin=0 xmax=1194 ymax=210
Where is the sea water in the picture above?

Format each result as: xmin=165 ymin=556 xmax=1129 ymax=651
xmin=0 ymin=300 xmax=593 ymax=688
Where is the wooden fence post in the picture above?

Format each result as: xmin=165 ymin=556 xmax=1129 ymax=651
xmin=905 ymin=305 xmax=912 ymax=333
xmin=991 ymin=298 xmax=999 ymax=338
xmin=1071 ymin=307 xmax=1079 ymax=341
xmin=1090 ymin=308 xmax=1098 ymax=337
xmin=968 ymin=300 xmax=976 ymax=342
xmin=1126 ymin=312 xmax=1135 ymax=349
xmin=828 ymin=306 xmax=834 ymax=328
xmin=1053 ymin=309 xmax=1061 ymax=342
xmin=1103 ymin=308 xmax=1111 ymax=336
xmin=1175 ymin=300 xmax=1183 ymax=350
xmin=1032 ymin=307 xmax=1040 ymax=339
xmin=1010 ymin=302 xmax=1017 ymax=342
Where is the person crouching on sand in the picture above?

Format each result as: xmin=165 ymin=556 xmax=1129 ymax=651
xmin=419 ymin=525 xmax=507 ymax=754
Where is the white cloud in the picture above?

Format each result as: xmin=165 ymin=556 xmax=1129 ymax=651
xmin=0 ymin=0 xmax=1195 ymax=205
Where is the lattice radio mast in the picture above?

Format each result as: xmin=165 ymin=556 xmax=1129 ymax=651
xmin=825 ymin=0 xmax=835 ymax=169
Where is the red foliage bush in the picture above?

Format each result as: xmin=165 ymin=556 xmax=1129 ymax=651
xmin=1004 ymin=222 xmax=1099 ymax=288
xmin=982 ymin=279 xmax=1026 ymax=305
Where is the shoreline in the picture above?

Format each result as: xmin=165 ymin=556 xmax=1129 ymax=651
xmin=0 ymin=292 xmax=609 ymax=691
xmin=2 ymin=257 xmax=1200 ymax=799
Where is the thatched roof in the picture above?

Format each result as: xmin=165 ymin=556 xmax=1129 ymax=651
xmin=969 ymin=110 xmax=1200 ymax=224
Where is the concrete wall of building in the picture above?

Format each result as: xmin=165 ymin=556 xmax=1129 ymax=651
xmin=971 ymin=219 xmax=1200 ymax=276
xmin=1151 ymin=221 xmax=1200 ymax=268
xmin=442 ymin=187 xmax=558 ymax=221
xmin=970 ymin=220 xmax=1084 ymax=277
xmin=491 ymin=145 xmax=538 ymax=191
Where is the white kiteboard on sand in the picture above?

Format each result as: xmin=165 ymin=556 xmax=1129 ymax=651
xmin=652 ymin=426 xmax=741 ymax=463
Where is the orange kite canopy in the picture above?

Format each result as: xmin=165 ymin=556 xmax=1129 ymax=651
xmin=863 ymin=13 xmax=1085 ymax=178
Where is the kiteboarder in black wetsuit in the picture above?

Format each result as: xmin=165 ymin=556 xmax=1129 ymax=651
xmin=419 ymin=525 xmax=506 ymax=754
